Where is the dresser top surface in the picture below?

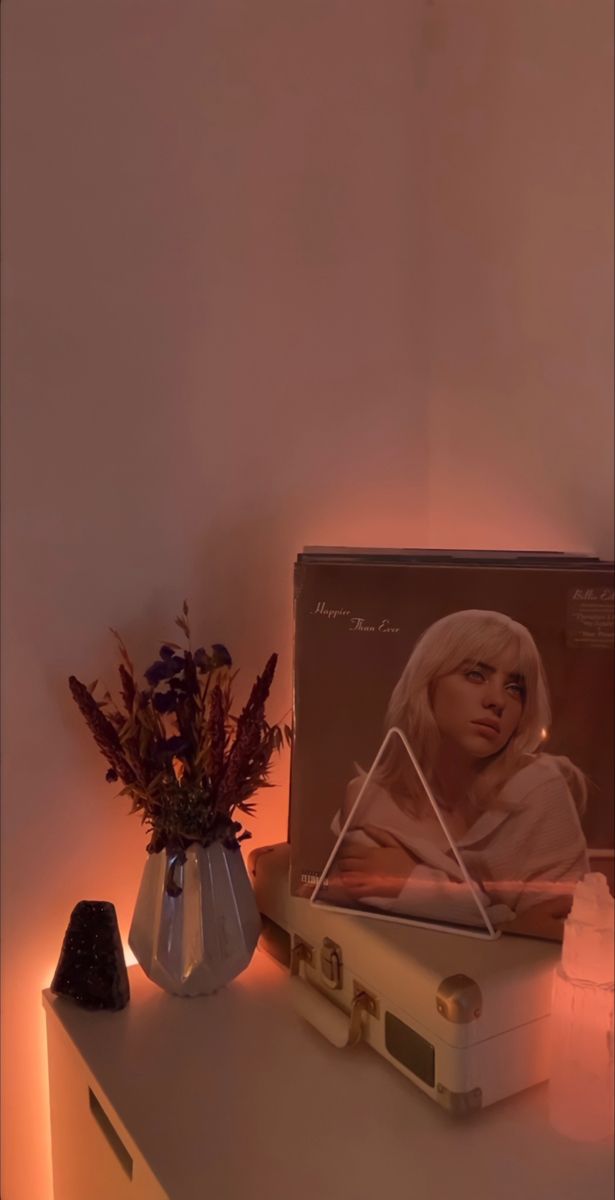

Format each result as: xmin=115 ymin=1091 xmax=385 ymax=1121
xmin=43 ymin=952 xmax=614 ymax=1200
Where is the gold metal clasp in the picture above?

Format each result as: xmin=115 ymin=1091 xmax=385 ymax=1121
xmin=347 ymin=983 xmax=379 ymax=1047
xmin=320 ymin=938 xmax=343 ymax=990
xmin=290 ymin=938 xmax=313 ymax=977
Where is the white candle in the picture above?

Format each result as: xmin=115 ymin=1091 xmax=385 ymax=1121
xmin=549 ymin=873 xmax=614 ymax=1142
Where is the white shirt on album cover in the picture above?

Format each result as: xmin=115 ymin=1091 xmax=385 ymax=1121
xmin=331 ymin=755 xmax=590 ymax=928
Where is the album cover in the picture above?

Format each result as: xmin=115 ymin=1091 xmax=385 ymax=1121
xmin=289 ymin=549 xmax=614 ymax=940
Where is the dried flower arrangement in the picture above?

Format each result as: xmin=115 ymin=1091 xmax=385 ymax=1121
xmin=69 ymin=603 xmax=290 ymax=884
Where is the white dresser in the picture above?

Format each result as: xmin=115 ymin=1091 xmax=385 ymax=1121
xmin=44 ymin=952 xmax=614 ymax=1200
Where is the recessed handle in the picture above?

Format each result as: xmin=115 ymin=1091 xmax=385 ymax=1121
xmin=88 ymin=1088 xmax=133 ymax=1180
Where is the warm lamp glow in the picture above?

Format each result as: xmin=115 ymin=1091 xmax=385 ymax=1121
xmin=123 ymin=943 xmax=138 ymax=968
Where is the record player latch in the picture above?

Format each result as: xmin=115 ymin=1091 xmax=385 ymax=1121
xmin=320 ymin=938 xmax=343 ymax=990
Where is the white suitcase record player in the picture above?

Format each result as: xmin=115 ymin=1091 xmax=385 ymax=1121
xmin=249 ymin=842 xmax=561 ymax=1114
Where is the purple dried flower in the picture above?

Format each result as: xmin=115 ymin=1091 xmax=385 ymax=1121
xmin=68 ymin=675 xmax=136 ymax=785
xmin=69 ymin=610 xmax=284 ymax=865
xmin=211 ymin=644 xmax=232 ymax=668
xmin=144 ymin=655 xmax=184 ymax=686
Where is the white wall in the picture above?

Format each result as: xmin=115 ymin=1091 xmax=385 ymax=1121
xmin=1 ymin=3 xmax=612 ymax=1198
xmin=422 ymin=0 xmax=614 ymax=552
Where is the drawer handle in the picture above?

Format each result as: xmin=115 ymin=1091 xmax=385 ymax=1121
xmin=88 ymin=1088 xmax=133 ymax=1180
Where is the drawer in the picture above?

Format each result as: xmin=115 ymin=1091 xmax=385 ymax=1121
xmin=46 ymin=1012 xmax=167 ymax=1200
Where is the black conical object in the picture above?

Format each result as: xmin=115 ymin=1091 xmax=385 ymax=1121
xmin=51 ymin=900 xmax=130 ymax=1010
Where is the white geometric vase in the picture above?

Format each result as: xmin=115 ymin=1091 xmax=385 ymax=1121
xmin=128 ymin=841 xmax=262 ymax=996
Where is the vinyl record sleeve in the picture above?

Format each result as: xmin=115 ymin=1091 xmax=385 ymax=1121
xmin=289 ymin=549 xmax=614 ymax=940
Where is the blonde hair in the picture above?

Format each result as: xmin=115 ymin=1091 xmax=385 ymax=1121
xmin=373 ymin=609 xmax=586 ymax=816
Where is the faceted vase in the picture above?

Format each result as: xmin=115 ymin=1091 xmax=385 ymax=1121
xmin=128 ymin=841 xmax=262 ymax=996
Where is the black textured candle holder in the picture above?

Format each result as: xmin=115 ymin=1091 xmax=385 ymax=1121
xmin=51 ymin=900 xmax=130 ymax=1010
